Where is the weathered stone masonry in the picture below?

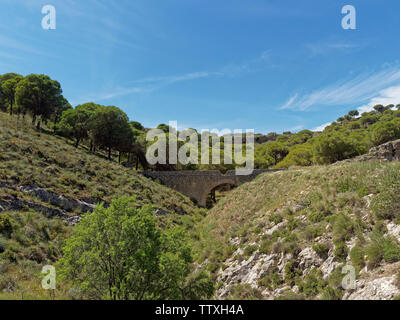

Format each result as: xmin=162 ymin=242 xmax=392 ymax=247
xmin=140 ymin=169 xmax=279 ymax=207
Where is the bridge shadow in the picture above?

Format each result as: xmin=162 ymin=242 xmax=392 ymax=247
xmin=140 ymin=169 xmax=280 ymax=207
xmin=205 ymin=183 xmax=236 ymax=208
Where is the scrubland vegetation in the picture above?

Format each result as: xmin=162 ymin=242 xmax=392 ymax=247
xmin=1 ymin=71 xmax=400 ymax=300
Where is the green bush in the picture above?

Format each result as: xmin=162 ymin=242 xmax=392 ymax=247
xmin=268 ymin=213 xmax=283 ymax=225
xmin=350 ymin=246 xmax=365 ymax=270
xmin=333 ymin=241 xmax=348 ymax=261
xmin=312 ymin=131 xmax=362 ymax=164
xmin=366 ymin=231 xmax=400 ymax=267
xmin=365 ymin=241 xmax=383 ymax=269
xmin=0 ymin=215 xmax=13 ymax=238
xmin=228 ymin=284 xmax=264 ymax=300
xmin=321 ymin=286 xmax=343 ymax=300
xmin=284 ymin=262 xmax=301 ymax=285
xmin=297 ymin=268 xmax=326 ymax=297
xmin=244 ymin=245 xmax=258 ymax=258
xmin=371 ymin=166 xmax=400 ymax=220
xmin=333 ymin=214 xmax=354 ymax=242
xmin=382 ymin=238 xmax=400 ymax=263
xmin=57 ymin=197 xmax=214 ymax=300
xmin=257 ymin=265 xmax=283 ymax=290
xmin=312 ymin=243 xmax=329 ymax=258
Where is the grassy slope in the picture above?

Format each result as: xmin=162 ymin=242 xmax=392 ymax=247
xmin=194 ymin=161 xmax=400 ymax=299
xmin=0 ymin=112 xmax=204 ymax=299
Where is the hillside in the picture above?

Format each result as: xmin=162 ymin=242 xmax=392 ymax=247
xmin=194 ymin=159 xmax=400 ymax=300
xmin=0 ymin=112 xmax=203 ymax=299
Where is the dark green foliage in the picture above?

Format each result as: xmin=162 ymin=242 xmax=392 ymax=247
xmin=297 ymin=268 xmax=326 ymax=297
xmin=333 ymin=241 xmax=348 ymax=261
xmin=312 ymin=131 xmax=362 ymax=164
xmin=350 ymin=245 xmax=365 ymax=271
xmin=321 ymin=286 xmax=343 ymax=300
xmin=15 ymin=74 xmax=63 ymax=127
xmin=257 ymin=264 xmax=283 ymax=290
xmin=284 ymin=262 xmax=301 ymax=285
xmin=312 ymin=243 xmax=329 ymax=258
xmin=228 ymin=284 xmax=264 ymax=300
xmin=365 ymin=229 xmax=400 ymax=269
xmin=244 ymin=244 xmax=258 ymax=257
xmin=370 ymin=121 xmax=400 ymax=146
xmin=58 ymin=197 xmax=214 ymax=300
xmin=371 ymin=166 xmax=400 ymax=220
xmin=268 ymin=212 xmax=283 ymax=225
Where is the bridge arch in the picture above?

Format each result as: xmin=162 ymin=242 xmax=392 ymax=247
xmin=140 ymin=169 xmax=280 ymax=207
xmin=199 ymin=179 xmax=238 ymax=207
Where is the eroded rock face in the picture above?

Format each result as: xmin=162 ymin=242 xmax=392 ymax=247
xmin=387 ymin=223 xmax=400 ymax=242
xmin=18 ymin=185 xmax=96 ymax=213
xmin=368 ymin=139 xmax=400 ymax=161
xmin=216 ymin=248 xmax=277 ymax=298
xmin=343 ymin=275 xmax=400 ymax=300
xmin=214 ymin=212 xmax=400 ymax=300
xmin=298 ymin=247 xmax=323 ymax=270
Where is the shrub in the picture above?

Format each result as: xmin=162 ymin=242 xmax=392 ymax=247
xmin=228 ymin=284 xmax=264 ymax=300
xmin=312 ymin=243 xmax=329 ymax=258
xmin=370 ymin=121 xmax=400 ymax=146
xmin=333 ymin=241 xmax=348 ymax=261
xmin=297 ymin=268 xmax=326 ymax=297
xmin=321 ymin=286 xmax=343 ymax=300
xmin=244 ymin=245 xmax=258 ymax=258
xmin=257 ymin=265 xmax=283 ymax=290
xmin=284 ymin=262 xmax=301 ymax=285
xmin=365 ymin=231 xmax=400 ymax=268
xmin=57 ymin=197 xmax=214 ymax=300
xmin=0 ymin=215 xmax=13 ymax=238
xmin=382 ymin=238 xmax=400 ymax=263
xmin=371 ymin=166 xmax=400 ymax=220
xmin=350 ymin=246 xmax=365 ymax=271
xmin=365 ymin=241 xmax=383 ymax=269
xmin=312 ymin=132 xmax=361 ymax=164
xmin=268 ymin=213 xmax=283 ymax=225
xmin=333 ymin=214 xmax=354 ymax=242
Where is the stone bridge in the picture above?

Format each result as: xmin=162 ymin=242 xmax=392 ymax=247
xmin=140 ymin=169 xmax=280 ymax=207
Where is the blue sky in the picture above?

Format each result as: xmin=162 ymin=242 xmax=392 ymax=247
xmin=1 ymin=0 xmax=400 ymax=133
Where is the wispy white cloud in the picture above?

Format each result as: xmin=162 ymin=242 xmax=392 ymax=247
xmin=136 ymin=71 xmax=224 ymax=86
xmin=312 ymin=122 xmax=331 ymax=132
xmin=357 ymin=85 xmax=400 ymax=113
xmin=280 ymin=66 xmax=400 ymax=111
xmin=220 ymin=50 xmax=275 ymax=76
xmin=74 ymin=50 xmax=274 ymax=105
xmin=0 ymin=34 xmax=50 ymax=56
xmin=306 ymin=41 xmax=361 ymax=56
xmin=281 ymin=94 xmax=298 ymax=110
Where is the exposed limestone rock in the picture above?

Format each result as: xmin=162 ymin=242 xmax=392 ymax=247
xmin=387 ymin=223 xmax=400 ymax=242
xmin=343 ymin=275 xmax=400 ymax=300
xmin=0 ymin=195 xmax=80 ymax=226
xmin=264 ymin=221 xmax=286 ymax=236
xmin=217 ymin=249 xmax=277 ymax=298
xmin=18 ymin=185 xmax=96 ymax=213
xmin=368 ymin=139 xmax=400 ymax=161
xmin=298 ymin=247 xmax=323 ymax=270
xmin=320 ymin=255 xmax=341 ymax=279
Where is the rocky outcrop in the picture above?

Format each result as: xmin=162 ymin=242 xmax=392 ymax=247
xmin=0 ymin=195 xmax=79 ymax=226
xmin=0 ymin=183 xmax=99 ymax=225
xmin=18 ymin=185 xmax=96 ymax=213
xmin=297 ymin=247 xmax=323 ymax=270
xmin=343 ymin=275 xmax=400 ymax=300
xmin=0 ymin=183 xmax=185 ymax=225
xmin=217 ymin=247 xmax=278 ymax=298
xmin=337 ymin=139 xmax=400 ymax=164
xmin=368 ymin=139 xmax=400 ymax=161
xmin=215 ymin=214 xmax=400 ymax=300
